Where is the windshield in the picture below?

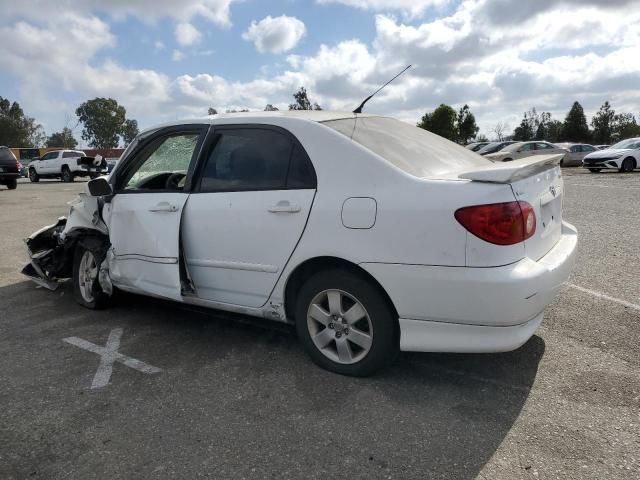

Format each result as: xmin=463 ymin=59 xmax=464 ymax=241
xmin=502 ymin=142 xmax=524 ymax=152
xmin=322 ymin=116 xmax=490 ymax=177
xmin=610 ymin=138 xmax=640 ymax=150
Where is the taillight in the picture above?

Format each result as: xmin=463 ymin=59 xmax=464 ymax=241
xmin=16 ymin=161 xmax=21 ymax=171
xmin=455 ymin=201 xmax=536 ymax=246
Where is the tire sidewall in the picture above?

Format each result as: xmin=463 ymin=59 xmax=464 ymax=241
xmin=294 ymin=269 xmax=398 ymax=376
xmin=62 ymin=167 xmax=73 ymax=182
xmin=6 ymin=179 xmax=17 ymax=189
xmin=29 ymin=169 xmax=39 ymax=182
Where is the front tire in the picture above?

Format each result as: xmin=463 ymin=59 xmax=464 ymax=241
xmin=6 ymin=178 xmax=17 ymax=190
xmin=295 ymin=269 xmax=398 ymax=376
xmin=620 ymin=157 xmax=635 ymax=173
xmin=29 ymin=168 xmax=39 ymax=182
xmin=61 ymin=166 xmax=74 ymax=183
xmin=73 ymin=245 xmax=111 ymax=309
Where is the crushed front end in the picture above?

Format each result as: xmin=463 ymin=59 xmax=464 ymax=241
xmin=21 ymin=218 xmax=72 ymax=290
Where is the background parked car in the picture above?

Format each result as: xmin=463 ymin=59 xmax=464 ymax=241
xmin=28 ymin=150 xmax=108 ymax=183
xmin=475 ymin=141 xmax=518 ymax=156
xmin=582 ymin=137 xmax=640 ymax=173
xmin=555 ymin=143 xmax=598 ymax=167
xmin=485 ymin=141 xmax=568 ymax=162
xmin=0 ymin=146 xmax=20 ymax=190
xmin=595 ymin=145 xmax=610 ymax=150
xmin=465 ymin=141 xmax=490 ymax=152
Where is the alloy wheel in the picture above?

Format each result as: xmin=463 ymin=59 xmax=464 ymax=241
xmin=307 ymin=289 xmax=373 ymax=365
xmin=78 ymin=250 xmax=98 ymax=303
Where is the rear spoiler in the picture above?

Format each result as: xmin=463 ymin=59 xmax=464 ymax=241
xmin=458 ymin=154 xmax=563 ymax=184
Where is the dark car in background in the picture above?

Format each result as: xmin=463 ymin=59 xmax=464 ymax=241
xmin=0 ymin=146 xmax=20 ymax=190
xmin=476 ymin=141 xmax=517 ymax=156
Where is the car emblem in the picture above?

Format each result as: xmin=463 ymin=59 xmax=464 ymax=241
xmin=549 ymin=186 xmax=556 ymax=197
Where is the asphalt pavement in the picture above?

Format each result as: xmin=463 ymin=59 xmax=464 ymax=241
xmin=0 ymin=172 xmax=638 ymax=479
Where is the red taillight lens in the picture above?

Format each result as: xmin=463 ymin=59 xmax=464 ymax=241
xmin=455 ymin=201 xmax=536 ymax=246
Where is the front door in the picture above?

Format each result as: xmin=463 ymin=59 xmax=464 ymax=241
xmin=181 ymin=126 xmax=317 ymax=307
xmin=103 ymin=126 xmax=207 ymax=300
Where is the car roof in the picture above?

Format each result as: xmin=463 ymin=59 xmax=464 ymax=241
xmin=140 ymin=110 xmax=378 ymax=135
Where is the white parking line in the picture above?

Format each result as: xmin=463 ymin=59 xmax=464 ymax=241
xmin=63 ymin=328 xmax=162 ymax=389
xmin=566 ymin=283 xmax=640 ymax=312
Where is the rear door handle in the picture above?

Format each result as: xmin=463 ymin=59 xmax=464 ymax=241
xmin=268 ymin=201 xmax=301 ymax=213
xmin=149 ymin=202 xmax=179 ymax=213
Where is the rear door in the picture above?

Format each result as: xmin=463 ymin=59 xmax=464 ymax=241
xmin=103 ymin=125 xmax=208 ymax=300
xmin=181 ymin=125 xmax=317 ymax=307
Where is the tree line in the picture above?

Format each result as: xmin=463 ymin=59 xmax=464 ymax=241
xmin=0 ymin=96 xmax=139 ymax=150
xmin=417 ymin=100 xmax=640 ymax=145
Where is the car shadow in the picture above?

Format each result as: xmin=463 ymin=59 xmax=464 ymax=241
xmin=1 ymin=280 xmax=544 ymax=479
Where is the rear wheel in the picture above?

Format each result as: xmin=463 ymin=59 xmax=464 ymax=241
xmin=61 ymin=166 xmax=74 ymax=182
xmin=588 ymin=168 xmax=601 ymax=173
xmin=620 ymin=157 xmax=635 ymax=173
xmin=6 ymin=179 xmax=17 ymax=190
xmin=295 ymin=269 xmax=398 ymax=376
xmin=73 ymin=245 xmax=111 ymax=309
xmin=29 ymin=168 xmax=39 ymax=182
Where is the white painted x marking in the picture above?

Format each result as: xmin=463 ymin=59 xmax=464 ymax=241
xmin=63 ymin=328 xmax=162 ymax=389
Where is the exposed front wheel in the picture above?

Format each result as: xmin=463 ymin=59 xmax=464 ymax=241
xmin=61 ymin=166 xmax=74 ymax=182
xmin=73 ymin=245 xmax=111 ymax=309
xmin=29 ymin=168 xmax=39 ymax=182
xmin=620 ymin=157 xmax=635 ymax=173
xmin=295 ymin=269 xmax=398 ymax=376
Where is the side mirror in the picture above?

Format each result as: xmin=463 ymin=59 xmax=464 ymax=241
xmin=87 ymin=177 xmax=113 ymax=197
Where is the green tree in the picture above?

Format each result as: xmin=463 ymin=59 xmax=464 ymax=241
xmin=591 ymin=101 xmax=615 ymax=144
xmin=0 ymin=96 xmax=46 ymax=147
xmin=122 ymin=119 xmax=139 ymax=146
xmin=46 ymin=127 xmax=78 ymax=149
xmin=289 ymin=87 xmax=322 ymax=111
xmin=561 ymin=101 xmax=590 ymax=142
xmin=75 ymin=98 xmax=138 ymax=148
xmin=417 ymin=104 xmax=459 ymax=141
xmin=264 ymin=104 xmax=279 ymax=111
xmin=612 ymin=113 xmax=640 ymax=141
xmin=545 ymin=120 xmax=564 ymax=143
xmin=513 ymin=108 xmax=538 ymax=141
xmin=207 ymin=107 xmax=218 ymax=115
xmin=457 ymin=104 xmax=479 ymax=144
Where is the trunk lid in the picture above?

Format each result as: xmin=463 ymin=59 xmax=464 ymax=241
xmin=459 ymin=154 xmax=564 ymax=261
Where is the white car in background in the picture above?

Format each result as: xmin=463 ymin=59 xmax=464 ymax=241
xmin=485 ymin=141 xmax=568 ymax=162
xmin=582 ymin=138 xmax=640 ymax=173
xmin=22 ymin=112 xmax=577 ymax=376
xmin=28 ymin=149 xmax=108 ymax=183
xmin=555 ymin=143 xmax=598 ymax=167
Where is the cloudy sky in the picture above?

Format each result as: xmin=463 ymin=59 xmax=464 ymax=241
xmin=1 ymin=0 xmax=639 ymax=142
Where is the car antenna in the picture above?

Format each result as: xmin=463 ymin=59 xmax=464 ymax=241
xmin=353 ymin=65 xmax=412 ymax=114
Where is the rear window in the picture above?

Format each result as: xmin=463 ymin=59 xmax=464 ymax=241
xmin=322 ymin=116 xmax=489 ymax=177
xmin=0 ymin=147 xmax=17 ymax=161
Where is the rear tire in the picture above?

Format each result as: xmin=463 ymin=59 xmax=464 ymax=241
xmin=588 ymin=168 xmax=601 ymax=173
xmin=295 ymin=269 xmax=398 ymax=377
xmin=620 ymin=157 xmax=635 ymax=173
xmin=29 ymin=168 xmax=39 ymax=182
xmin=73 ymin=245 xmax=111 ymax=310
xmin=6 ymin=179 xmax=17 ymax=190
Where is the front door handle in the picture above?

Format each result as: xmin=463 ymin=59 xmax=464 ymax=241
xmin=268 ymin=201 xmax=301 ymax=213
xmin=149 ymin=202 xmax=179 ymax=213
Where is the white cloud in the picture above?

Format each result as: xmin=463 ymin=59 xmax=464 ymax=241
xmin=172 ymin=49 xmax=185 ymax=61
xmin=154 ymin=40 xmax=166 ymax=51
xmin=242 ymin=15 xmax=306 ymax=54
xmin=175 ymin=22 xmax=202 ymax=46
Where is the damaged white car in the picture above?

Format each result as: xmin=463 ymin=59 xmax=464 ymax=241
xmin=23 ymin=112 xmax=577 ymax=376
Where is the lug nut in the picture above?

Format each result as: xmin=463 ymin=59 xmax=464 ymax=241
xmin=335 ymin=332 xmax=342 ymax=338
xmin=328 ymin=323 xmax=334 ymax=329
xmin=344 ymin=328 xmax=349 ymax=335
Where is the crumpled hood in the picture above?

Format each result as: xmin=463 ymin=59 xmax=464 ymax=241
xmin=585 ymin=148 xmax=632 ymax=159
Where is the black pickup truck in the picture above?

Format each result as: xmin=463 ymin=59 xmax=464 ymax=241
xmin=0 ymin=147 xmax=20 ymax=190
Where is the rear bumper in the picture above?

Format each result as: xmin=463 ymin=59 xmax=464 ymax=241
xmin=0 ymin=172 xmax=20 ymax=179
xmin=362 ymin=221 xmax=577 ymax=351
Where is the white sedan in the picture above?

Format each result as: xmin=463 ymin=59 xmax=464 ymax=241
xmin=484 ymin=141 xmax=568 ymax=162
xmin=22 ymin=111 xmax=577 ymax=376
xmin=582 ymin=137 xmax=640 ymax=172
